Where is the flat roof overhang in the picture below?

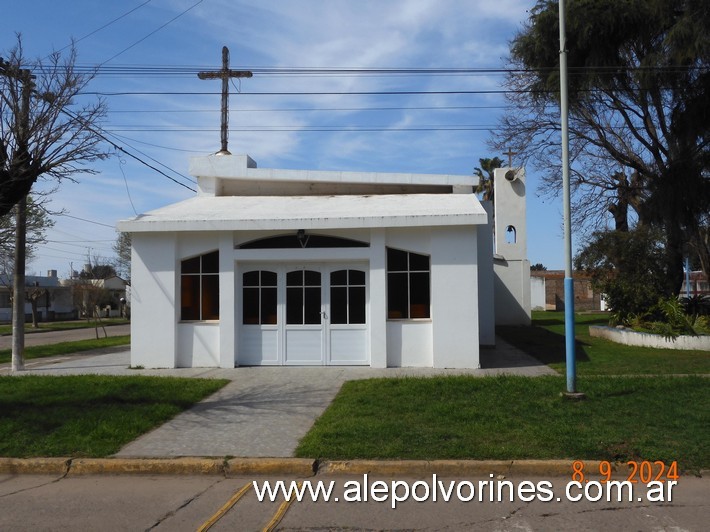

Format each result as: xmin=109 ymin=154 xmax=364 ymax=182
xmin=117 ymin=194 xmax=488 ymax=233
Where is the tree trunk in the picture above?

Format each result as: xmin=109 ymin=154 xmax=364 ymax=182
xmin=11 ymin=197 xmax=27 ymax=373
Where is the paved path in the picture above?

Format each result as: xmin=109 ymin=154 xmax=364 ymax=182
xmin=7 ymin=337 xmax=555 ymax=458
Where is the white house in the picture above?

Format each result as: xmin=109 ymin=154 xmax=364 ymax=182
xmin=118 ymin=155 xmax=528 ymax=369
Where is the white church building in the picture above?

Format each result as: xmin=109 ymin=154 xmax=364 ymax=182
xmin=117 ymin=154 xmax=530 ymax=369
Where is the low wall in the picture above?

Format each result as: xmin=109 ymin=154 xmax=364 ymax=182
xmin=589 ymin=325 xmax=710 ymax=351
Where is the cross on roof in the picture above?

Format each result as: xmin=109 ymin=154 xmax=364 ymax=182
xmin=503 ymin=147 xmax=518 ymax=168
xmin=197 ymin=46 xmax=252 ymax=155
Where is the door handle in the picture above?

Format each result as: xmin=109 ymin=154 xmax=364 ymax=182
xmin=320 ymin=311 xmax=328 ymax=320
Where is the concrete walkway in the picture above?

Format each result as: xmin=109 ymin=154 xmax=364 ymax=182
xmin=6 ymin=338 xmax=554 ymax=458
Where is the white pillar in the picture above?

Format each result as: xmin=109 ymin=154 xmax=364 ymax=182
xmin=218 ymin=233 xmax=235 ymax=368
xmin=369 ymin=228 xmax=387 ymax=368
xmin=130 ymin=233 xmax=178 ymax=368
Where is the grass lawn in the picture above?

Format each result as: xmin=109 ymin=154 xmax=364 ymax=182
xmin=497 ymin=312 xmax=710 ymax=375
xmin=0 ymin=336 xmax=131 ymax=364
xmin=0 ymin=375 xmax=228 ymax=457
xmin=295 ymin=375 xmax=708 ymax=471
xmin=0 ymin=319 xmax=129 ymax=336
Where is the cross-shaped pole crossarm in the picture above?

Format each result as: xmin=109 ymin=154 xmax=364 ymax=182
xmin=197 ymin=70 xmax=253 ymax=80
xmin=197 ymin=46 xmax=253 ymax=154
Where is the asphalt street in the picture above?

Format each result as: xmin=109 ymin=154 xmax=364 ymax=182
xmin=0 ymin=474 xmax=706 ymax=531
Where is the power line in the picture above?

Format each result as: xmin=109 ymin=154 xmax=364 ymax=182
xmin=53 ymin=213 xmax=116 ymax=228
xmin=107 ymin=104 xmax=510 ymax=113
xmin=100 ymin=0 xmax=207 ymax=65
xmin=53 ymin=0 xmax=155 ymax=54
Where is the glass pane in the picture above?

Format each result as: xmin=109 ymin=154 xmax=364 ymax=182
xmin=242 ymin=287 xmax=259 ymax=324
xmin=409 ymin=252 xmax=430 ymax=272
xmin=330 ymin=270 xmax=347 ymax=286
xmin=181 ymin=256 xmax=200 ymax=274
xmin=201 ymin=275 xmax=220 ymax=320
xmin=330 ymin=286 xmax=347 ymax=324
xmin=201 ymin=251 xmax=219 ymax=273
xmin=180 ymin=275 xmax=200 ymax=320
xmin=349 ymin=270 xmax=365 ymax=285
xmin=261 ymin=287 xmax=277 ymax=325
xmin=349 ymin=286 xmax=366 ymax=324
xmin=387 ymin=272 xmax=408 ymax=319
xmin=286 ymin=287 xmax=303 ymax=324
xmin=287 ymin=270 xmax=303 ymax=286
xmin=304 ymin=270 xmax=320 ymax=286
xmin=409 ymin=272 xmax=430 ymax=318
xmin=387 ymin=248 xmax=408 ymax=272
xmin=304 ymin=287 xmax=321 ymax=324
xmin=243 ymin=271 xmax=259 ymax=287
xmin=261 ymin=270 xmax=277 ymax=286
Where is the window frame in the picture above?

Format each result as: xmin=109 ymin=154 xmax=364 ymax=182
xmin=242 ymin=270 xmax=278 ymax=325
xmin=180 ymin=250 xmax=219 ymax=322
xmin=386 ymin=247 xmax=431 ymax=320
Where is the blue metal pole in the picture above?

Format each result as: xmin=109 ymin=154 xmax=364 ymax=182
xmin=559 ymin=0 xmax=577 ymax=393
xmin=564 ymin=277 xmax=576 ymax=391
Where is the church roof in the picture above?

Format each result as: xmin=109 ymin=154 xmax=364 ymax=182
xmin=117 ymin=193 xmax=487 ymax=233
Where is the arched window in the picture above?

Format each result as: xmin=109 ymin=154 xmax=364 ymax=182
xmin=180 ymin=251 xmax=219 ymax=321
xmin=506 ymin=225 xmax=517 ymax=244
xmin=239 ymin=233 xmax=368 ymax=249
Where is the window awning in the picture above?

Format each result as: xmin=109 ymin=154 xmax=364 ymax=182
xmin=117 ymin=193 xmax=488 ymax=233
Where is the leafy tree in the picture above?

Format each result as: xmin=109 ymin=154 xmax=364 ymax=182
xmin=575 ymin=227 xmax=668 ymax=321
xmin=493 ymin=0 xmax=710 ymax=288
xmin=530 ymin=263 xmax=548 ymax=271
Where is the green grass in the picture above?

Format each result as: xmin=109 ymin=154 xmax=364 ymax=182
xmin=0 ymin=319 xmax=129 ymax=336
xmin=0 ymin=375 xmax=228 ymax=457
xmin=497 ymin=312 xmax=710 ymax=375
xmin=0 ymin=336 xmax=131 ymax=364
xmin=295 ymin=375 xmax=708 ymax=471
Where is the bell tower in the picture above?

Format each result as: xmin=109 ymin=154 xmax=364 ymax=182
xmin=493 ymin=167 xmax=531 ymax=325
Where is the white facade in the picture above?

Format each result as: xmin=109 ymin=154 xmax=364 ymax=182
xmin=493 ymin=167 xmax=532 ymax=326
xmin=118 ymin=154 xmax=500 ymax=369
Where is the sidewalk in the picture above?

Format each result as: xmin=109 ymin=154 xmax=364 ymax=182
xmin=5 ymin=338 xmax=555 ymax=459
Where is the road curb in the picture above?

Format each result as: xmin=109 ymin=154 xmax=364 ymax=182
xmin=317 ymin=459 xmax=581 ymax=477
xmin=0 ymin=457 xmax=315 ymax=477
xmin=0 ymin=457 xmax=704 ymax=478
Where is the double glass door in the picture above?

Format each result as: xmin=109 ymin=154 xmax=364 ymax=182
xmin=239 ymin=264 xmax=368 ymax=366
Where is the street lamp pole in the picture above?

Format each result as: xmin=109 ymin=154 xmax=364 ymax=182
xmin=559 ymin=0 xmax=578 ymax=394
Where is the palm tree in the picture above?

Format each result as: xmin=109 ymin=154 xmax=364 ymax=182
xmin=473 ymin=157 xmax=504 ymax=202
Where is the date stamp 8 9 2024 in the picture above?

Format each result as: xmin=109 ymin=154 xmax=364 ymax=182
xmin=571 ymin=460 xmax=680 ymax=484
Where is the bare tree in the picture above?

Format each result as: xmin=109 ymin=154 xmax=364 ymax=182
xmin=0 ymin=196 xmax=54 ymax=272
xmin=113 ymin=232 xmax=132 ymax=281
xmin=1 ymin=36 xmax=109 ymax=371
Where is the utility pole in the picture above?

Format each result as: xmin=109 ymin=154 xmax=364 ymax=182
xmin=1 ymin=57 xmax=35 ymax=372
xmin=559 ymin=1 xmax=582 ymax=398
xmin=197 ymin=46 xmax=252 ymax=155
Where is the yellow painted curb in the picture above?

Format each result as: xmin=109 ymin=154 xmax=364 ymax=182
xmin=67 ymin=457 xmax=225 ymax=476
xmin=318 ymin=459 xmax=600 ymax=478
xmin=225 ymin=458 xmax=315 ymax=477
xmin=0 ymin=458 xmax=70 ymax=476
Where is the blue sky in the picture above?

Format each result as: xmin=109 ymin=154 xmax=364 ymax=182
xmin=2 ymin=0 xmax=571 ymax=276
